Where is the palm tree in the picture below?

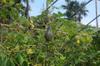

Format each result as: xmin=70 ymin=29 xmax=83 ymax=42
xmin=77 ymin=2 xmax=88 ymax=23
xmin=62 ymin=0 xmax=88 ymax=23
xmin=13 ymin=0 xmax=29 ymax=18
xmin=13 ymin=0 xmax=33 ymax=18
xmin=22 ymin=0 xmax=34 ymax=18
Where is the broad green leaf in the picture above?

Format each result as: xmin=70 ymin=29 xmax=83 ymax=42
xmin=16 ymin=54 xmax=25 ymax=65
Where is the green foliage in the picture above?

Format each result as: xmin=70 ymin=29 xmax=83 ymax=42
xmin=0 ymin=1 xmax=100 ymax=65
xmin=0 ymin=0 xmax=25 ymax=23
xmin=0 ymin=14 xmax=100 ymax=66
xmin=48 ymin=0 xmax=54 ymax=4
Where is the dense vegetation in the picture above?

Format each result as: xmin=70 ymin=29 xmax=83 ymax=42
xmin=0 ymin=0 xmax=100 ymax=66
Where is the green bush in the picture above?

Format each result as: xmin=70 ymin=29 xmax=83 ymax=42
xmin=0 ymin=15 xmax=100 ymax=66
